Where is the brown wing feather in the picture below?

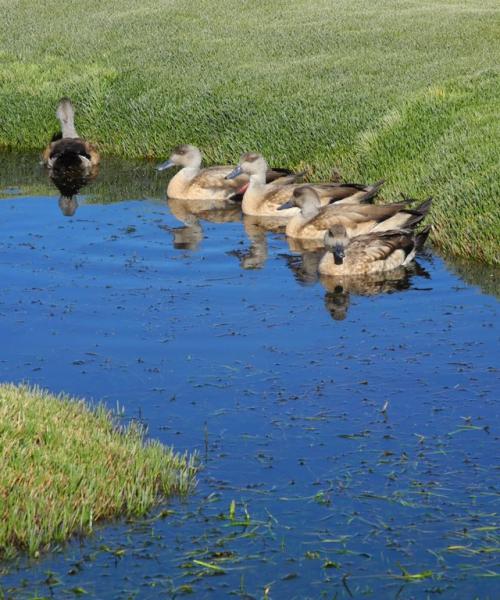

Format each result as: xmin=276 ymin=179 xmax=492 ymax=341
xmin=43 ymin=138 xmax=100 ymax=166
xmin=263 ymin=185 xmax=299 ymax=207
xmin=266 ymin=168 xmax=303 ymax=183
xmin=311 ymin=202 xmax=405 ymax=230
xmin=328 ymin=201 xmax=408 ymax=218
xmin=191 ymin=167 xmax=242 ymax=191
xmin=349 ymin=231 xmax=414 ymax=263
xmin=313 ymin=184 xmax=368 ymax=201
xmin=84 ymin=141 xmax=100 ymax=165
xmin=42 ymin=144 xmax=52 ymax=163
xmin=191 ymin=167 xmax=299 ymax=192
xmin=309 ymin=215 xmax=376 ymax=239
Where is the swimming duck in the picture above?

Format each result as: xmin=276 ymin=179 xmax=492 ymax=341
xmin=318 ymin=224 xmax=431 ymax=276
xmin=226 ymin=153 xmax=377 ymax=217
xmin=280 ymin=186 xmax=430 ymax=242
xmin=156 ymin=145 xmax=300 ymax=201
xmin=42 ymin=98 xmax=100 ymax=169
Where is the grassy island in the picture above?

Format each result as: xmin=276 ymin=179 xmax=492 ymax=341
xmin=0 ymin=1 xmax=498 ymax=263
xmin=0 ymin=383 xmax=196 ymax=558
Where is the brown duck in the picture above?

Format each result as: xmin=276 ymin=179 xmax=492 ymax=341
xmin=280 ymin=185 xmax=431 ymax=242
xmin=226 ymin=152 xmax=379 ymax=217
xmin=42 ymin=98 xmax=100 ymax=170
xmin=156 ymin=145 xmax=300 ymax=201
xmin=319 ymin=224 xmax=431 ymax=276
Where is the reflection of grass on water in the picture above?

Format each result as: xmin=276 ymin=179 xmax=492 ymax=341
xmin=0 ymin=152 xmax=166 ymax=203
xmin=445 ymin=254 xmax=500 ymax=299
xmin=0 ymin=383 xmax=196 ymax=559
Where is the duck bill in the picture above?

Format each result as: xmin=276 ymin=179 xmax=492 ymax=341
xmin=277 ymin=200 xmax=293 ymax=211
xmin=156 ymin=159 xmax=175 ymax=172
xmin=333 ymin=244 xmax=345 ymax=265
xmin=226 ymin=165 xmax=243 ymax=180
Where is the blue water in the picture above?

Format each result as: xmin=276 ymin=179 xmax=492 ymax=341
xmin=0 ymin=176 xmax=498 ymax=599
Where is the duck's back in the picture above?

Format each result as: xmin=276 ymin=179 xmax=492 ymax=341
xmin=319 ymin=230 xmax=416 ymax=276
xmin=191 ymin=166 xmax=243 ymax=192
xmin=347 ymin=231 xmax=415 ymax=273
xmin=44 ymin=135 xmax=99 ymax=168
xmin=302 ymin=200 xmax=413 ymax=240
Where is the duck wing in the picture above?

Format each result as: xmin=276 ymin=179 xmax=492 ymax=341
xmin=190 ymin=166 xmax=302 ymax=194
xmin=310 ymin=200 xmax=408 ymax=232
xmin=262 ymin=184 xmax=301 ymax=208
xmin=314 ymin=180 xmax=384 ymax=204
xmin=371 ymin=198 xmax=432 ymax=232
xmin=348 ymin=230 xmax=416 ymax=264
xmin=47 ymin=138 xmax=93 ymax=168
xmin=267 ymin=169 xmax=305 ymax=185
xmin=190 ymin=166 xmax=243 ymax=192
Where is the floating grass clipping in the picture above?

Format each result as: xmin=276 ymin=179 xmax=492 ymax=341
xmin=0 ymin=383 xmax=197 ymax=559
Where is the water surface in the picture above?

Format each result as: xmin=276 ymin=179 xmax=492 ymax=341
xmin=0 ymin=156 xmax=498 ymax=599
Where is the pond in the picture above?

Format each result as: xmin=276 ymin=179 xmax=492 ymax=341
xmin=0 ymin=154 xmax=498 ymax=599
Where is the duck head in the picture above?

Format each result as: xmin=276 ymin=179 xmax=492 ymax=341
xmin=58 ymin=196 xmax=78 ymax=217
xmin=324 ymin=224 xmax=349 ymax=265
xmin=226 ymin=152 xmax=268 ymax=182
xmin=156 ymin=144 xmax=202 ymax=171
xmin=324 ymin=286 xmax=350 ymax=321
xmin=278 ymin=185 xmax=321 ymax=215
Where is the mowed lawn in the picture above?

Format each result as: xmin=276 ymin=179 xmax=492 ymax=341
xmin=0 ymin=0 xmax=498 ymax=262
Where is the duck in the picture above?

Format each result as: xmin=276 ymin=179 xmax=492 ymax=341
xmin=226 ymin=153 xmax=378 ymax=217
xmin=156 ymin=145 xmax=301 ymax=201
xmin=42 ymin=98 xmax=100 ymax=169
xmin=279 ymin=185 xmax=431 ymax=242
xmin=318 ymin=224 xmax=431 ymax=276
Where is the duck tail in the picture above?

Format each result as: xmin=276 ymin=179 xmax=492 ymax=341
xmin=415 ymin=225 xmax=432 ymax=250
xmin=400 ymin=197 xmax=433 ymax=228
xmin=340 ymin=182 xmax=373 ymax=192
xmin=414 ymin=196 xmax=433 ymax=217
xmin=363 ymin=178 xmax=385 ymax=202
xmin=56 ymin=97 xmax=79 ymax=138
xmin=349 ymin=179 xmax=385 ymax=204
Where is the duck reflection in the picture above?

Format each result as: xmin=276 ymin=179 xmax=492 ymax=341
xmin=168 ymin=212 xmax=204 ymax=250
xmin=280 ymin=237 xmax=324 ymax=285
xmin=48 ymin=161 xmax=99 ymax=217
xmin=282 ymin=237 xmax=430 ymax=319
xmin=166 ymin=196 xmax=242 ymax=251
xmin=229 ymin=215 xmax=287 ymax=270
xmin=280 ymin=250 xmax=323 ymax=285
xmin=320 ymin=262 xmax=430 ymax=320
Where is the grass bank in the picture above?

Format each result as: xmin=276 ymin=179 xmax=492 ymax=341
xmin=0 ymin=1 xmax=498 ymax=263
xmin=0 ymin=383 xmax=196 ymax=559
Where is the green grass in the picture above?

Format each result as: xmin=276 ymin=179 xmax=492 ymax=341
xmin=0 ymin=0 xmax=498 ymax=262
xmin=0 ymin=383 xmax=196 ymax=559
